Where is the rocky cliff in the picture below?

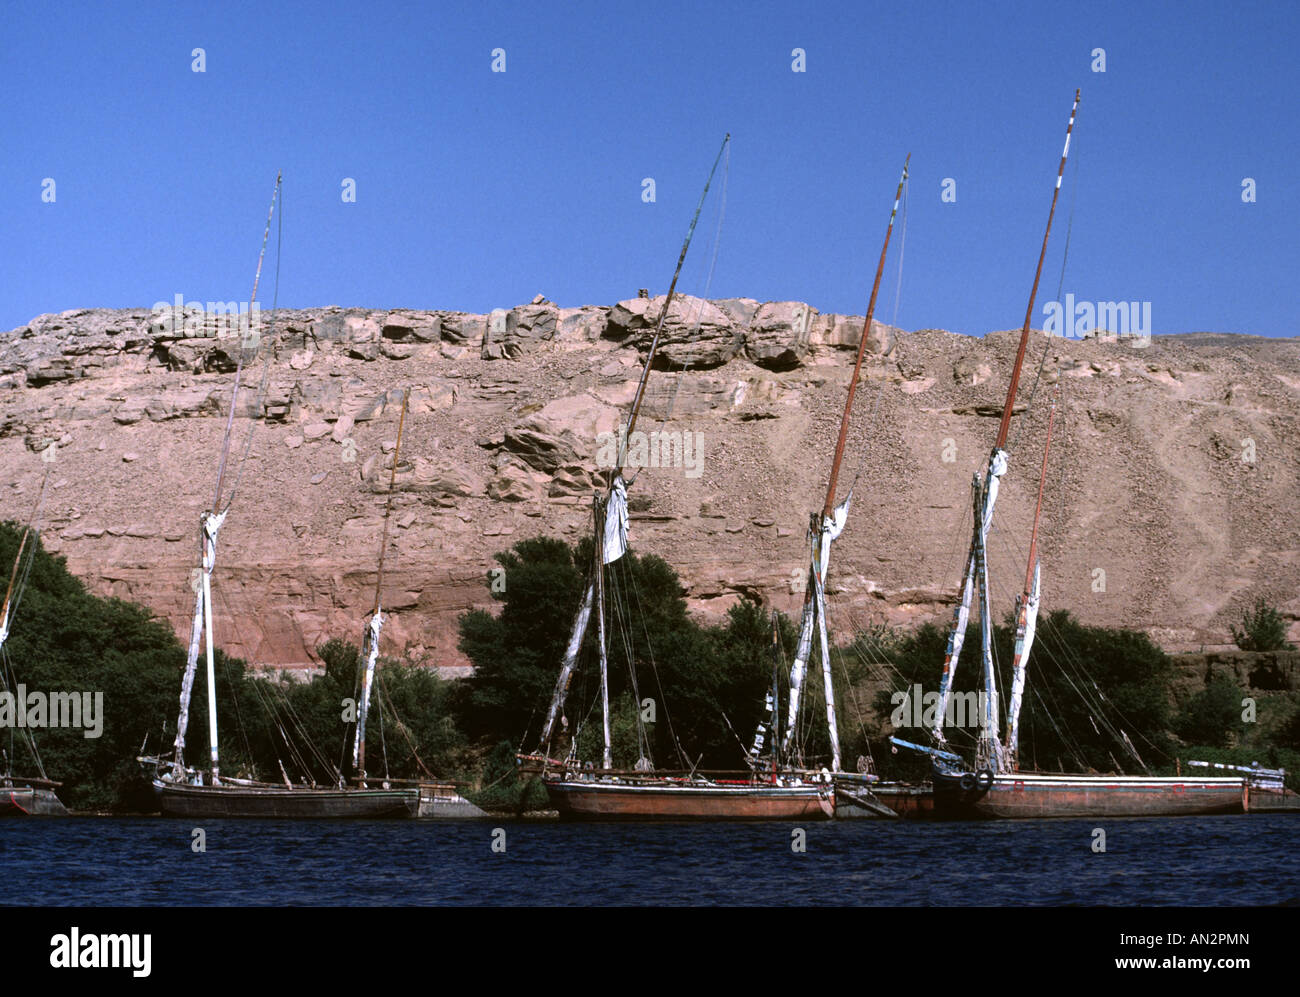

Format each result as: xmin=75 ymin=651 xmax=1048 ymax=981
xmin=2 ymin=297 xmax=1297 ymax=672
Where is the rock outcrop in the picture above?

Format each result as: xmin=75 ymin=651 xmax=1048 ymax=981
xmin=2 ymin=301 xmax=1298 ymax=674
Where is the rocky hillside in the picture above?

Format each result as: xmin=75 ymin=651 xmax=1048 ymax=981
xmin=1 ymin=298 xmax=1297 ymax=673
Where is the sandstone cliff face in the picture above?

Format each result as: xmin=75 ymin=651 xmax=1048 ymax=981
xmin=1 ymin=300 xmax=1298 ymax=672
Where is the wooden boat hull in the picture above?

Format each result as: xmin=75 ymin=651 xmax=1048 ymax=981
xmin=153 ymin=779 xmax=418 ymax=819
xmin=836 ymin=781 xmax=938 ymax=819
xmin=546 ymin=779 xmax=834 ymax=820
xmin=1 ymin=785 xmax=69 ymax=817
xmin=932 ymin=769 xmax=1246 ymax=819
xmin=417 ymin=787 xmax=489 ymax=819
xmin=1244 ymin=785 xmax=1300 ymax=813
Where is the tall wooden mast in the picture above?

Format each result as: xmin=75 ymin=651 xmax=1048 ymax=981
xmin=212 ymin=172 xmax=282 ymax=513
xmin=372 ymin=389 xmax=409 ymax=615
xmin=822 ymin=155 xmax=909 ymax=519
xmin=355 ymin=388 xmax=409 ymax=781
xmin=616 ymin=133 xmax=730 ymax=480
xmin=172 ymin=172 xmax=282 ymax=781
xmin=994 ymin=91 xmax=1079 ymax=450
xmin=537 ymin=135 xmax=730 ymax=759
xmin=779 ymin=157 xmax=910 ymax=773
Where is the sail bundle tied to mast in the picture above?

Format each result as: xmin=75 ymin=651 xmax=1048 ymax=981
xmin=601 ymin=475 xmax=629 ymax=565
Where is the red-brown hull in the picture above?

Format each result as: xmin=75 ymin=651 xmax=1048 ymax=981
xmin=934 ymin=771 xmax=1246 ymax=819
xmin=546 ymin=779 xmax=834 ymax=820
xmin=868 ymin=782 xmax=940 ymax=819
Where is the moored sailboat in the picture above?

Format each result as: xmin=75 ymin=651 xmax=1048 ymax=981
xmin=892 ymin=91 xmax=1247 ymax=818
xmin=522 ymin=135 xmax=833 ymax=820
xmin=141 ymin=174 xmax=419 ymax=818
xmin=735 ymin=157 xmax=926 ymax=819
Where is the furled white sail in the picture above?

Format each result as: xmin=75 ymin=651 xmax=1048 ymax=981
xmin=782 ymin=573 xmax=817 ymax=754
xmin=932 ymin=449 xmax=1006 ymax=743
xmin=199 ymin=510 xmax=226 ymax=780
xmin=781 ymin=491 xmax=851 ymax=759
xmin=974 ymin=518 xmax=1003 ymax=772
xmin=353 ymin=610 xmax=383 ymax=773
xmin=602 ymin=475 xmax=629 ymax=565
xmin=817 ymin=491 xmax=851 ymax=582
xmin=813 ymin=570 xmax=841 ymax=773
xmin=1005 ymin=558 xmax=1040 ymax=766
xmin=173 ymin=509 xmax=226 ymax=772
xmin=933 ymin=553 xmax=975 ymax=744
xmin=749 ymin=690 xmax=776 ymax=763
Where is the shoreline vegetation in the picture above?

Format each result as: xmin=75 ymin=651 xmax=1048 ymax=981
xmin=2 ymin=523 xmax=1297 ymax=814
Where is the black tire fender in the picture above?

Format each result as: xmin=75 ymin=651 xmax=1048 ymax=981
xmin=975 ymin=768 xmax=995 ymax=790
xmin=959 ymin=772 xmax=977 ymax=792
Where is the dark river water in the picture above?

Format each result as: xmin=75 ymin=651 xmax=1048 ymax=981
xmin=2 ymin=815 xmax=1297 ymax=906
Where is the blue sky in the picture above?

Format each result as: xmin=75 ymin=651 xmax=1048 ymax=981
xmin=3 ymin=0 xmax=1296 ymax=337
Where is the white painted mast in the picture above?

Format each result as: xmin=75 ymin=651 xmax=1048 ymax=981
xmin=595 ymin=498 xmax=613 ymax=770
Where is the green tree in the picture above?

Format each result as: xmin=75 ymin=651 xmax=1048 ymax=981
xmin=453 ymin=537 xmax=795 ymax=772
xmin=1174 ymin=675 xmax=1247 ymax=749
xmin=1230 ymin=598 xmax=1294 ymax=652
xmin=0 ymin=522 xmax=187 ymax=810
xmin=871 ymin=610 xmax=1174 ymax=777
xmin=452 ymin=536 xmax=584 ymax=743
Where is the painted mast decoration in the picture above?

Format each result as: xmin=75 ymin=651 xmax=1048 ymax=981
xmin=171 ymin=172 xmax=282 ymax=784
xmin=930 ymin=90 xmax=1079 ymax=774
xmin=354 ymin=387 xmax=409 ymax=784
xmin=537 ymin=133 xmax=730 ymax=765
xmin=778 ymin=156 xmax=910 ymax=775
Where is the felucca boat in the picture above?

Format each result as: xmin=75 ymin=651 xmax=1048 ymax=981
xmin=142 ymin=174 xmax=418 ymax=818
xmin=892 ymin=91 xmax=1246 ymax=818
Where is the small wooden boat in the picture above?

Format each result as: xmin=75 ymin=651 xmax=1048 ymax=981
xmin=154 ymin=778 xmax=417 ymax=819
xmin=544 ymin=775 xmax=833 ymax=820
xmin=1 ymin=776 xmax=69 ymax=817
